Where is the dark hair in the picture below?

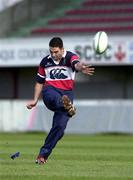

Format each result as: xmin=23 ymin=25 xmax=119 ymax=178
xmin=49 ymin=37 xmax=63 ymax=48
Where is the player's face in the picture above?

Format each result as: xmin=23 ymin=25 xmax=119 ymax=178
xmin=49 ymin=47 xmax=64 ymax=61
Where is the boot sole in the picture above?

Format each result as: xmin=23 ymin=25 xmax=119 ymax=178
xmin=62 ymin=95 xmax=76 ymax=117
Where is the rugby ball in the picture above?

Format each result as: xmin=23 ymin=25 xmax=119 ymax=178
xmin=93 ymin=31 xmax=108 ymax=54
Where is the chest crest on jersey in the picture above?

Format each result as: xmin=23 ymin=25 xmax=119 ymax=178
xmin=50 ymin=68 xmax=68 ymax=79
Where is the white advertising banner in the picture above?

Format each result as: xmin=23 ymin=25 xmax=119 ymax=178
xmin=1 ymin=100 xmax=133 ymax=134
xmin=0 ymin=36 xmax=133 ymax=67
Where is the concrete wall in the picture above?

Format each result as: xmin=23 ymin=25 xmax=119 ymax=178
xmin=1 ymin=100 xmax=133 ymax=134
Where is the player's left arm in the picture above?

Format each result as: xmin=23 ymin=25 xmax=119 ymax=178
xmin=70 ymin=54 xmax=95 ymax=75
xmin=74 ymin=62 xmax=95 ymax=75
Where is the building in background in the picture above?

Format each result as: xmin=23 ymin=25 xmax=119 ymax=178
xmin=0 ymin=0 xmax=23 ymax=11
xmin=0 ymin=0 xmax=133 ymax=100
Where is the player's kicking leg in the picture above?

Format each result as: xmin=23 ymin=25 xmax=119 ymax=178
xmin=62 ymin=95 xmax=76 ymax=117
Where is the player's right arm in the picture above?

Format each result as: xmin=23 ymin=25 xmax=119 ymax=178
xmin=26 ymin=82 xmax=43 ymax=109
xmin=26 ymin=59 xmax=46 ymax=110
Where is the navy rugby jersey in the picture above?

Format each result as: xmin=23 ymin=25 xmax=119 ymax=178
xmin=36 ymin=51 xmax=79 ymax=90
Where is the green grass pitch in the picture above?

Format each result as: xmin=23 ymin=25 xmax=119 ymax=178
xmin=0 ymin=132 xmax=133 ymax=180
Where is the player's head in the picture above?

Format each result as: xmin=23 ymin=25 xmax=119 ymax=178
xmin=49 ymin=37 xmax=64 ymax=61
xmin=49 ymin=37 xmax=63 ymax=48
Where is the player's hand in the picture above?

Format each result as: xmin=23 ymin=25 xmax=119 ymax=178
xmin=81 ymin=64 xmax=95 ymax=75
xmin=75 ymin=62 xmax=95 ymax=75
xmin=26 ymin=100 xmax=37 ymax=109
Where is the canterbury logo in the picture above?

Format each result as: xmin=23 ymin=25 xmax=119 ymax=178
xmin=50 ymin=68 xmax=68 ymax=79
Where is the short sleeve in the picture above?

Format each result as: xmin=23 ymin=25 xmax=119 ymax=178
xmin=36 ymin=61 xmax=46 ymax=84
xmin=70 ymin=54 xmax=80 ymax=71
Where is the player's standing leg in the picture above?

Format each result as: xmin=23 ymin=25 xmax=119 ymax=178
xmin=36 ymin=86 xmax=74 ymax=164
